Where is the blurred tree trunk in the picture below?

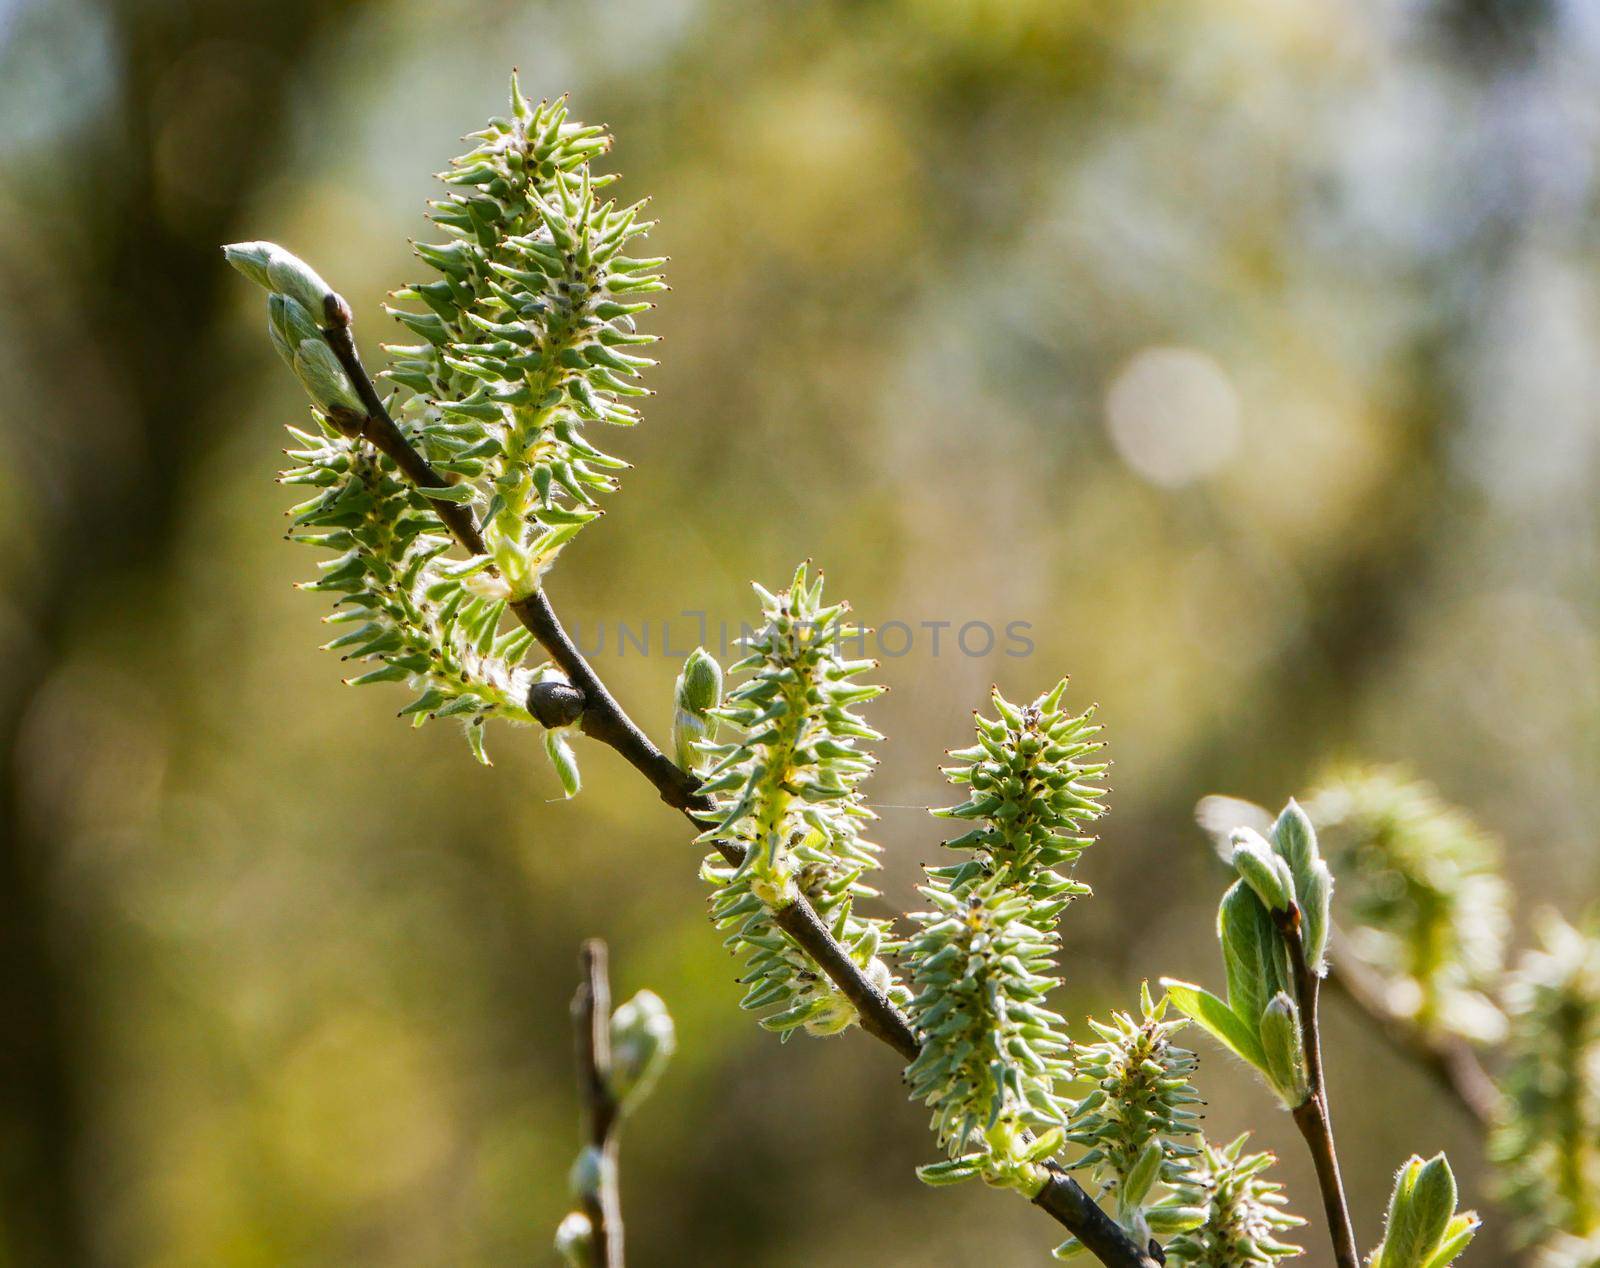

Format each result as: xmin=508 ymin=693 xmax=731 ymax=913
xmin=0 ymin=2 xmax=377 ymax=1260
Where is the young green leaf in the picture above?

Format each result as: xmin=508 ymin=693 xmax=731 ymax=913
xmin=1160 ymin=979 xmax=1267 ymax=1071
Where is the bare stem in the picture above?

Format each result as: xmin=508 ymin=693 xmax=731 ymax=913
xmin=573 ymin=940 xmax=623 ymax=1268
xmin=1276 ymin=905 xmax=1361 ymax=1268
xmin=316 ymin=301 xmax=1152 ymax=1268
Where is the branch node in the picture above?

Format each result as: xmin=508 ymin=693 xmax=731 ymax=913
xmin=530 ymin=679 xmax=587 ymax=728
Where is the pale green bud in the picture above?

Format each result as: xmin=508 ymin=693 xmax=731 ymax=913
xmin=225 ymin=241 xmax=338 ymax=322
xmin=1376 ymin=1156 xmax=1425 ymax=1267
xmin=608 ymin=989 xmax=675 ymax=1114
xmin=675 ymin=645 xmax=722 ymax=714
xmin=1218 ymin=880 xmax=1288 ymax=1031
xmin=671 ymin=646 xmax=722 ymax=770
xmin=267 ymin=292 xmax=323 ymax=368
xmin=568 ymin=1144 xmax=606 ymax=1200
xmin=1122 ymin=1137 xmax=1165 ymax=1209
xmin=1299 ymin=860 xmax=1333 ymax=973
xmin=1373 ymin=1153 xmax=1468 ymax=1268
xmin=1408 ymin=1154 xmax=1459 ymax=1259
xmin=1145 ymin=1203 xmax=1209 ymax=1235
xmin=1271 ymin=798 xmax=1319 ymax=879
xmin=1258 ymin=992 xmax=1308 ymax=1107
xmin=554 ymin=1210 xmax=595 ymax=1267
xmin=1270 ymin=798 xmax=1332 ymax=972
xmin=1231 ymin=828 xmax=1294 ymax=912
xmin=1425 ymin=1215 xmax=1481 ymax=1268
xmin=291 ymin=338 xmax=364 ymax=417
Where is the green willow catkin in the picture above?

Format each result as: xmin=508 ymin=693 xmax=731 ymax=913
xmin=1492 ymin=912 xmax=1600 ymax=1254
xmin=695 ymin=564 xmax=904 ymax=1039
xmin=1162 ymin=1133 xmax=1305 ymax=1267
xmin=1304 ymin=767 xmax=1510 ymax=1045
xmin=228 ymin=80 xmax=660 ymax=776
xmin=1065 ymin=986 xmax=1203 ymax=1250
xmin=904 ymin=682 xmax=1104 ymax=1193
xmin=282 ymin=428 xmax=537 ymax=764
xmin=385 ymin=81 xmax=662 ymax=601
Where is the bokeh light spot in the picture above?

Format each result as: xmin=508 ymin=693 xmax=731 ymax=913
xmin=1105 ymin=346 xmax=1242 ymax=487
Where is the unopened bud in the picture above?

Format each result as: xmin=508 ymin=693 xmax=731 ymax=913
xmin=1271 ymin=799 xmax=1320 ymax=879
xmin=529 ymin=678 xmax=586 ymax=728
xmin=225 ymin=241 xmax=336 ymax=319
xmin=292 ymin=337 xmax=364 ymax=416
xmin=1122 ymin=1137 xmax=1164 ymax=1209
xmin=554 ymin=1210 xmax=595 ymax=1267
xmin=1377 ymin=1155 xmax=1466 ymax=1268
xmin=1145 ymin=1203 xmax=1208 ymax=1235
xmin=1259 ymin=992 xmax=1308 ymax=1106
xmin=1407 ymin=1154 xmax=1459 ymax=1260
xmin=608 ymin=989 xmax=676 ymax=1113
xmin=1299 ymin=860 xmax=1333 ymax=973
xmin=1231 ymin=828 xmax=1294 ymax=913
xmin=671 ymin=646 xmax=722 ymax=769
xmin=267 ymin=292 xmax=323 ymax=368
xmin=568 ymin=1144 xmax=606 ymax=1200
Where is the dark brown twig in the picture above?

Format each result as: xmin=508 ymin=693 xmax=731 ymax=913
xmin=1275 ymin=905 xmax=1361 ymax=1268
xmin=573 ymin=940 xmax=623 ymax=1268
xmin=1034 ymin=1169 xmax=1165 ymax=1267
xmin=316 ymin=300 xmax=1152 ymax=1268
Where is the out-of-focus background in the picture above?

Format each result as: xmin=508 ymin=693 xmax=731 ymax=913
xmin=1 ymin=0 xmax=1596 ymax=1264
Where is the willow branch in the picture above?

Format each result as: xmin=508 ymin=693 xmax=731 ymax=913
xmin=1276 ymin=905 xmax=1360 ymax=1268
xmin=318 ymin=302 xmax=1153 ymax=1267
xmin=574 ymin=940 xmax=623 ymax=1268
xmin=1034 ymin=1170 xmax=1164 ymax=1268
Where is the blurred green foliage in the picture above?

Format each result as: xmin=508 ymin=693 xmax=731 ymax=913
xmin=1 ymin=0 xmax=1597 ymax=1263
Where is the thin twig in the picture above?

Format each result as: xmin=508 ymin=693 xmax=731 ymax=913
xmin=316 ymin=299 xmax=1153 ymax=1267
xmin=1324 ymin=931 xmax=1504 ymax=1129
xmin=1276 ymin=905 xmax=1361 ymax=1268
xmin=573 ymin=940 xmax=623 ymax=1268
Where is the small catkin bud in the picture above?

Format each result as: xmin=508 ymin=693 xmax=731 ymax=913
xmin=676 ymin=645 xmax=722 ymax=714
xmin=1122 ymin=1137 xmax=1165 ymax=1209
xmin=1378 ymin=1156 xmax=1425 ymax=1267
xmin=1231 ymin=829 xmax=1295 ymax=912
xmin=1258 ymin=992 xmax=1309 ymax=1107
xmin=671 ymin=646 xmax=722 ymax=770
xmin=554 ymin=1210 xmax=595 ymax=1267
xmin=608 ymin=989 xmax=676 ymax=1114
xmin=568 ymin=1145 xmax=606 ymax=1201
xmin=1373 ymin=1154 xmax=1474 ymax=1268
